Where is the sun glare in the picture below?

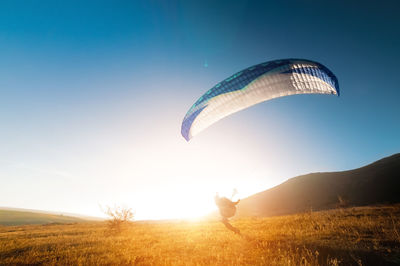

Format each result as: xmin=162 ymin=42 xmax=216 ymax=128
xmin=136 ymin=195 xmax=216 ymax=220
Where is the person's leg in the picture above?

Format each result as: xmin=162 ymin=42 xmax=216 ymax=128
xmin=221 ymin=218 xmax=241 ymax=235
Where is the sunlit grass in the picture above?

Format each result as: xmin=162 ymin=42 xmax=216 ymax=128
xmin=1 ymin=205 xmax=399 ymax=265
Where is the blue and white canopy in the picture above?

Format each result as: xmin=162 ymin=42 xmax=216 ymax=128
xmin=181 ymin=59 xmax=339 ymax=141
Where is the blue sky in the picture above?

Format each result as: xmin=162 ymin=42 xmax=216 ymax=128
xmin=0 ymin=0 xmax=399 ymax=219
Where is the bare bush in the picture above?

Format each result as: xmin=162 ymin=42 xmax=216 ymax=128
xmin=102 ymin=205 xmax=134 ymax=233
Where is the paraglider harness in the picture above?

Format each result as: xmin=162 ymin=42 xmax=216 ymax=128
xmin=214 ymin=195 xmax=240 ymax=219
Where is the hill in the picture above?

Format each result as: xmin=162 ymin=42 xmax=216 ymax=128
xmin=237 ymin=153 xmax=400 ymax=217
xmin=0 ymin=209 xmax=88 ymax=226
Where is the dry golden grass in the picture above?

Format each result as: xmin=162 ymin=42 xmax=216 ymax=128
xmin=1 ymin=205 xmax=400 ymax=265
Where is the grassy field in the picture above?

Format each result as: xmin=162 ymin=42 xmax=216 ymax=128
xmin=1 ymin=205 xmax=400 ymax=265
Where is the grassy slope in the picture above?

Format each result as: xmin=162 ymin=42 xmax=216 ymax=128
xmin=0 ymin=210 xmax=85 ymax=226
xmin=238 ymin=153 xmax=400 ymax=217
xmin=1 ymin=205 xmax=400 ymax=265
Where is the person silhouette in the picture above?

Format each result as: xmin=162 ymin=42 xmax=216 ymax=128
xmin=214 ymin=193 xmax=241 ymax=234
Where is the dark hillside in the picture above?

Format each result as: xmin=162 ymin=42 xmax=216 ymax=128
xmin=237 ymin=153 xmax=400 ymax=217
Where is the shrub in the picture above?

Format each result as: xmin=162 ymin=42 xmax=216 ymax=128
xmin=103 ymin=205 xmax=134 ymax=233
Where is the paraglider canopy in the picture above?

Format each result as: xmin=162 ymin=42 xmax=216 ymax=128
xmin=181 ymin=59 xmax=339 ymax=141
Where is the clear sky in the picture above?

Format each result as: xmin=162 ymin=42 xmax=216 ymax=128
xmin=1 ymin=0 xmax=399 ymax=220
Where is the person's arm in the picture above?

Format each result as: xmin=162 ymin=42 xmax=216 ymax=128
xmin=234 ymin=199 xmax=240 ymax=205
